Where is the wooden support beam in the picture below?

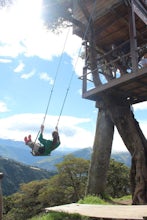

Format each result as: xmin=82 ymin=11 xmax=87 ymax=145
xmin=82 ymin=67 xmax=147 ymax=104
xmin=82 ymin=66 xmax=87 ymax=96
xmin=78 ymin=0 xmax=91 ymax=23
xmin=133 ymin=0 xmax=147 ymax=25
xmin=129 ymin=0 xmax=138 ymax=73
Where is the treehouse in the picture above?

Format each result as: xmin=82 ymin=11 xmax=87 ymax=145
xmin=73 ymin=0 xmax=147 ymax=105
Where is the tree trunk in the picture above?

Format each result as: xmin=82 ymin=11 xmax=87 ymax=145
xmin=81 ymin=7 xmax=147 ymax=204
xmin=104 ymin=94 xmax=147 ymax=204
xmin=86 ymin=107 xmax=114 ymax=196
xmin=86 ymin=92 xmax=147 ymax=204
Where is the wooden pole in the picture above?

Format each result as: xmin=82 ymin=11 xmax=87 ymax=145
xmin=0 ymin=173 xmax=4 ymax=220
xmin=129 ymin=0 xmax=138 ymax=73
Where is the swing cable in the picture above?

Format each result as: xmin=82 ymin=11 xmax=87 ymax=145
xmin=34 ymin=28 xmax=70 ymax=143
xmin=56 ymin=0 xmax=97 ymax=127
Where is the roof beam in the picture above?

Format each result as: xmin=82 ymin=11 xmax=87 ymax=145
xmin=133 ymin=0 xmax=147 ymax=25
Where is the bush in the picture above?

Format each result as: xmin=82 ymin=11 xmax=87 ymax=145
xmin=78 ymin=195 xmax=109 ymax=204
xmin=30 ymin=212 xmax=89 ymax=220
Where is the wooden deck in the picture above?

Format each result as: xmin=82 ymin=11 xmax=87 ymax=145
xmin=45 ymin=203 xmax=147 ymax=220
xmin=83 ymin=67 xmax=147 ymax=104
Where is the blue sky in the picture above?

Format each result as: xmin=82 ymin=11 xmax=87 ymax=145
xmin=0 ymin=0 xmax=146 ymax=152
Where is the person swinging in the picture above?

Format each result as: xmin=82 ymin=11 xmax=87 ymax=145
xmin=24 ymin=124 xmax=60 ymax=156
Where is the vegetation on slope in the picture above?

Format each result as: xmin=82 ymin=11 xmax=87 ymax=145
xmin=0 ymin=157 xmax=55 ymax=195
xmin=3 ymin=155 xmax=130 ymax=220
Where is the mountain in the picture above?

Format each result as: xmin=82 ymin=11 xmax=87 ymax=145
xmin=0 ymin=138 xmax=131 ymax=171
xmin=69 ymin=148 xmax=131 ymax=167
xmin=0 ymin=156 xmax=55 ymax=196
xmin=112 ymin=151 xmax=131 ymax=167
xmin=0 ymin=138 xmax=131 ymax=196
xmin=32 ymin=148 xmax=131 ymax=171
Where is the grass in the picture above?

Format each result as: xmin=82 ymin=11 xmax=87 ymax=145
xmin=78 ymin=195 xmax=109 ymax=204
xmin=29 ymin=212 xmax=89 ymax=220
xmin=30 ymin=195 xmax=132 ymax=220
xmin=112 ymin=195 xmax=132 ymax=204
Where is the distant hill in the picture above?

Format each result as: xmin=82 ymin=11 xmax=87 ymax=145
xmin=32 ymin=147 xmax=131 ymax=171
xmin=0 ymin=138 xmax=131 ymax=172
xmin=0 ymin=138 xmax=131 ymax=196
xmin=0 ymin=138 xmax=71 ymax=165
xmin=0 ymin=156 xmax=55 ymax=196
xmin=112 ymin=151 xmax=131 ymax=167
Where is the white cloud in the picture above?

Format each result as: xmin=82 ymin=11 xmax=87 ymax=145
xmin=0 ymin=2 xmax=83 ymax=75
xmin=39 ymin=72 xmax=54 ymax=84
xmin=0 ymin=43 xmax=25 ymax=58
xmin=0 ymin=58 xmax=12 ymax=63
xmin=133 ymin=101 xmax=147 ymax=111
xmin=0 ymin=101 xmax=9 ymax=112
xmin=21 ymin=70 xmax=35 ymax=79
xmin=0 ymin=113 xmax=146 ymax=152
xmin=14 ymin=62 xmax=25 ymax=73
xmin=62 ymin=29 xmax=84 ymax=76
xmin=23 ymin=27 xmax=83 ymax=73
xmin=112 ymin=128 xmax=128 ymax=152
xmin=0 ymin=114 xmax=93 ymax=150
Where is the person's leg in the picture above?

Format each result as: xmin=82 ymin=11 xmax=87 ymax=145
xmin=24 ymin=136 xmax=34 ymax=150
xmin=24 ymin=136 xmax=41 ymax=155
xmin=25 ymin=141 xmax=34 ymax=149
xmin=32 ymin=143 xmax=41 ymax=154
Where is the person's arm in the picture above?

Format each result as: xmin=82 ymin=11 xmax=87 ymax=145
xmin=55 ymin=126 xmax=58 ymax=132
xmin=40 ymin=124 xmax=44 ymax=134
xmin=38 ymin=125 xmax=48 ymax=146
xmin=54 ymin=126 xmax=60 ymax=144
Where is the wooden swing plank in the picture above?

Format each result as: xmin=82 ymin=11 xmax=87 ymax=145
xmin=45 ymin=203 xmax=147 ymax=220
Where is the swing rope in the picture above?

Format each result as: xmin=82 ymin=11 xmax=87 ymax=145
xmin=34 ymin=28 xmax=70 ymax=143
xmin=35 ymin=0 xmax=97 ymax=141
xmin=56 ymin=0 xmax=97 ymax=127
xmin=56 ymin=74 xmax=73 ymax=127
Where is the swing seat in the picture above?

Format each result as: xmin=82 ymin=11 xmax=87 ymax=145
xmin=31 ymin=146 xmax=51 ymax=156
xmin=31 ymin=151 xmax=51 ymax=156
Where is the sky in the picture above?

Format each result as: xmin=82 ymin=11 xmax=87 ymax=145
xmin=0 ymin=0 xmax=146 ymax=153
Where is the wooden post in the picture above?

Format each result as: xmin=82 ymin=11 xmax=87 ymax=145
xmin=82 ymin=66 xmax=87 ymax=97
xmin=0 ymin=173 xmax=4 ymax=220
xmin=129 ymin=0 xmax=138 ymax=73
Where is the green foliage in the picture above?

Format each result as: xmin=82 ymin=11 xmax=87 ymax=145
xmin=3 ymin=155 xmax=89 ymax=220
xmin=113 ymin=195 xmax=132 ymax=204
xmin=3 ymin=179 xmax=49 ymax=220
xmin=30 ymin=211 xmax=89 ymax=220
xmin=0 ymin=157 xmax=54 ymax=196
xmin=117 ymin=195 xmax=131 ymax=200
xmin=106 ymin=159 xmax=130 ymax=198
xmin=42 ymin=0 xmax=72 ymax=32
xmin=78 ymin=195 xmax=109 ymax=205
xmin=56 ymin=155 xmax=89 ymax=201
xmin=37 ymin=155 xmax=89 ymax=207
xmin=3 ymin=156 xmax=130 ymax=219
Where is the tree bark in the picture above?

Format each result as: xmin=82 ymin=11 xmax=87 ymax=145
xmin=86 ymin=91 xmax=147 ymax=204
xmin=86 ymin=107 xmax=114 ymax=196
xmin=104 ymin=94 xmax=147 ymax=204
xmin=76 ymin=0 xmax=147 ymax=204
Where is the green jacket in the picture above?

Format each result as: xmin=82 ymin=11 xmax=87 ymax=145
xmin=38 ymin=133 xmax=60 ymax=156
